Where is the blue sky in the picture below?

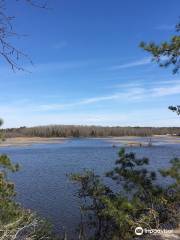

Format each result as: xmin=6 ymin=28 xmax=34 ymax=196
xmin=0 ymin=0 xmax=180 ymax=128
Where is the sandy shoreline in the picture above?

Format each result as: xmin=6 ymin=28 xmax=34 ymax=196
xmin=105 ymin=135 xmax=180 ymax=146
xmin=0 ymin=135 xmax=179 ymax=147
xmin=0 ymin=137 xmax=67 ymax=147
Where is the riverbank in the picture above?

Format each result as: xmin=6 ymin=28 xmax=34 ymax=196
xmin=106 ymin=135 xmax=180 ymax=146
xmin=0 ymin=135 xmax=180 ymax=147
xmin=0 ymin=137 xmax=67 ymax=147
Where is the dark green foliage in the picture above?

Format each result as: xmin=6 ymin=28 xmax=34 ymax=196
xmin=0 ymin=119 xmax=20 ymax=224
xmin=0 ymin=119 xmax=61 ymax=239
xmin=169 ymin=105 xmax=180 ymax=115
xmin=160 ymin=158 xmax=180 ymax=185
xmin=106 ymin=148 xmax=153 ymax=190
xmin=70 ymin=148 xmax=180 ymax=240
xmin=140 ymin=20 xmax=180 ymax=117
xmin=70 ymin=171 xmax=113 ymax=240
xmin=140 ymin=21 xmax=180 ymax=74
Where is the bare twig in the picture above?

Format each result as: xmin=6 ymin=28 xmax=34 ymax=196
xmin=0 ymin=0 xmax=48 ymax=71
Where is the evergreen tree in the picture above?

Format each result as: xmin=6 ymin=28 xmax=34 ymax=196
xmin=140 ymin=20 xmax=180 ymax=116
xmin=0 ymin=119 xmax=61 ymax=240
xmin=70 ymin=148 xmax=180 ymax=240
xmin=140 ymin=21 xmax=180 ymax=74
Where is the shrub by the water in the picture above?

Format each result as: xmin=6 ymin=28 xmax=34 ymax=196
xmin=70 ymin=148 xmax=180 ymax=239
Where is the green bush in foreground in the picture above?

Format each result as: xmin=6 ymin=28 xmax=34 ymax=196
xmin=0 ymin=156 xmax=60 ymax=239
xmin=0 ymin=120 xmax=60 ymax=240
xmin=70 ymin=148 xmax=180 ymax=240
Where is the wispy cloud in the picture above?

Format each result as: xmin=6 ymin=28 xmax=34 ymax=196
xmin=0 ymin=60 xmax=89 ymax=77
xmin=155 ymin=24 xmax=174 ymax=31
xmin=109 ymin=58 xmax=151 ymax=70
xmin=2 ymin=80 xmax=180 ymax=114
xmin=110 ymin=82 xmax=141 ymax=89
xmin=1 ymin=107 xmax=179 ymax=128
xmin=112 ymin=79 xmax=180 ymax=89
xmin=38 ymin=94 xmax=122 ymax=111
xmin=35 ymin=81 xmax=180 ymax=111
xmin=31 ymin=61 xmax=89 ymax=72
xmin=152 ymin=85 xmax=180 ymax=97
xmin=1 ymin=79 xmax=180 ymax=128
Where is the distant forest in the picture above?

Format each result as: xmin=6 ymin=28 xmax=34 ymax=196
xmin=1 ymin=125 xmax=180 ymax=138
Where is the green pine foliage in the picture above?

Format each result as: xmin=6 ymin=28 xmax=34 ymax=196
xmin=70 ymin=148 xmax=180 ymax=240
xmin=168 ymin=105 xmax=180 ymax=115
xmin=0 ymin=119 xmax=20 ymax=225
xmin=0 ymin=154 xmax=20 ymax=224
xmin=140 ymin=20 xmax=180 ymax=117
xmin=140 ymin=21 xmax=180 ymax=74
xmin=0 ymin=119 xmax=61 ymax=240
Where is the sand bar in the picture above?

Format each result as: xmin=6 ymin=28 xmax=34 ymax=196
xmin=0 ymin=137 xmax=67 ymax=147
xmin=0 ymin=135 xmax=180 ymax=147
xmin=105 ymin=135 xmax=180 ymax=146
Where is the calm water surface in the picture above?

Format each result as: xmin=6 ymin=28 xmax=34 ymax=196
xmin=0 ymin=138 xmax=180 ymax=234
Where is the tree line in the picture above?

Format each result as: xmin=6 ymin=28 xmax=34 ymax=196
xmin=1 ymin=125 xmax=180 ymax=138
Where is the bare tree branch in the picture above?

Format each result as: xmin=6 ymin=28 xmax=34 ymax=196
xmin=17 ymin=0 xmax=50 ymax=9
xmin=0 ymin=212 xmax=52 ymax=240
xmin=0 ymin=0 xmax=48 ymax=71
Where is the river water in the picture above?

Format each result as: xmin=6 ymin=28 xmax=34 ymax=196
xmin=0 ymin=138 xmax=180 ymax=235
